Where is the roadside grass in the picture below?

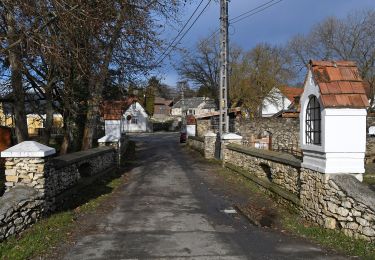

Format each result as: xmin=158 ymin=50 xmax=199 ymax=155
xmin=0 ymin=165 xmax=127 ymax=260
xmin=204 ymin=157 xmax=375 ymax=259
xmin=364 ymin=174 xmax=375 ymax=186
xmin=282 ymin=215 xmax=375 ymax=259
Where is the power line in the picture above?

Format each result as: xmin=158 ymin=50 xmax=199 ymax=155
xmin=155 ymin=0 xmax=212 ymax=67
xmin=200 ymin=0 xmax=282 ymax=46
xmin=154 ymin=0 xmax=205 ymax=65
xmin=230 ymin=0 xmax=277 ymax=22
xmin=231 ymin=0 xmax=283 ymax=24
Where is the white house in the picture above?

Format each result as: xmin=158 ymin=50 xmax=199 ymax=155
xmin=300 ymin=60 xmax=369 ymax=181
xmin=100 ymin=98 xmax=150 ymax=136
xmin=122 ymin=101 xmax=150 ymax=133
xmin=171 ymin=97 xmax=217 ymax=117
xmin=262 ymin=86 xmax=303 ymax=117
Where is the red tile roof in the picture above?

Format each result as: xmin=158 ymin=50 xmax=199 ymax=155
xmin=154 ymin=97 xmax=173 ymax=106
xmin=310 ymin=60 xmax=369 ymax=108
xmin=280 ymin=86 xmax=304 ymax=102
xmin=100 ymin=97 xmax=137 ymax=120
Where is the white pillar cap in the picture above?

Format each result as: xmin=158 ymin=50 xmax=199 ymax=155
xmin=222 ymin=133 xmax=243 ymax=140
xmin=98 ymin=135 xmax=119 ymax=143
xmin=1 ymin=141 xmax=56 ymax=158
xmin=204 ymin=132 xmax=217 ymax=137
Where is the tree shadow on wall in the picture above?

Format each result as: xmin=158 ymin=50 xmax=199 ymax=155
xmin=54 ymin=141 xmax=139 ymax=213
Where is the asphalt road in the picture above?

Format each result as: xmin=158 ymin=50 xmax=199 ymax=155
xmin=63 ymin=133 xmax=346 ymax=260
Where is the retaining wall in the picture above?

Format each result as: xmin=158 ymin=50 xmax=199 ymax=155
xmin=225 ymin=144 xmax=375 ymax=242
xmin=0 ymin=145 xmax=117 ymax=242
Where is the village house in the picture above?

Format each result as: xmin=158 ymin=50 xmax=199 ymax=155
xmin=153 ymin=97 xmax=173 ymax=121
xmin=171 ymin=97 xmax=217 ymax=117
xmin=0 ymin=101 xmax=63 ymax=136
xmin=100 ymin=97 xmax=150 ymax=134
xmin=262 ymin=86 xmax=303 ymax=117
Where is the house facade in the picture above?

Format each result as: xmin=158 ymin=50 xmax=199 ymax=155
xmin=122 ymin=102 xmax=150 ymax=133
xmin=262 ymin=86 xmax=303 ymax=117
xmin=100 ymin=97 xmax=150 ymax=134
xmin=171 ymin=97 xmax=217 ymax=117
xmin=153 ymin=97 xmax=173 ymax=121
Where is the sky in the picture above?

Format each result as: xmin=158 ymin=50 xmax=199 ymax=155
xmin=155 ymin=0 xmax=375 ymax=87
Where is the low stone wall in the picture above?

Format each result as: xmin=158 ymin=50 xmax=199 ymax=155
xmin=1 ymin=145 xmax=117 ymax=241
xmin=187 ymin=136 xmax=205 ymax=154
xmin=44 ymin=147 xmax=115 ymax=209
xmin=0 ymin=186 xmax=43 ymax=242
xmin=235 ymin=117 xmax=300 ymax=154
xmin=224 ymin=143 xmax=375 ymax=242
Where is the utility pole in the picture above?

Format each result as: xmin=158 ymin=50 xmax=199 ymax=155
xmin=219 ymin=0 xmax=229 ymax=138
xmin=179 ymin=81 xmax=187 ymax=127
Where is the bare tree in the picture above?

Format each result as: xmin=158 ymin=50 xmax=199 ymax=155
xmin=230 ymin=43 xmax=293 ymax=117
xmin=288 ymin=9 xmax=375 ymax=107
xmin=176 ymin=35 xmax=220 ymax=100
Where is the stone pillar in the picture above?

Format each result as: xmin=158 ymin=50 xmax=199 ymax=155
xmin=98 ymin=134 xmax=126 ymax=166
xmin=1 ymin=141 xmax=56 ymax=193
xmin=204 ymin=132 xmax=217 ymax=159
xmin=222 ymin=133 xmax=243 ymax=166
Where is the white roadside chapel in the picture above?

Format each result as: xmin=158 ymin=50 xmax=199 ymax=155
xmin=300 ymin=60 xmax=369 ymax=181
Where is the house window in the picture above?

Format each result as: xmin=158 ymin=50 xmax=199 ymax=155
xmin=305 ymin=95 xmax=321 ymax=145
xmin=131 ymin=117 xmax=138 ymax=124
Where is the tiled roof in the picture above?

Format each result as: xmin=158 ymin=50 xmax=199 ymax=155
xmin=173 ymin=97 xmax=216 ymax=109
xmin=101 ymin=97 xmax=137 ymax=120
xmin=279 ymin=86 xmax=303 ymax=102
xmin=310 ymin=60 xmax=369 ymax=108
xmin=154 ymin=97 xmax=173 ymax=106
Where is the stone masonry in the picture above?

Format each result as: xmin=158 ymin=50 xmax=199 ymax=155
xmin=188 ymin=137 xmax=375 ymax=242
xmin=0 ymin=141 xmax=117 ymax=242
xmin=224 ymin=144 xmax=375 ymax=242
xmin=0 ymin=186 xmax=43 ymax=242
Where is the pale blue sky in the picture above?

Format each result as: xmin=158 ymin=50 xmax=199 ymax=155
xmin=155 ymin=0 xmax=375 ymax=87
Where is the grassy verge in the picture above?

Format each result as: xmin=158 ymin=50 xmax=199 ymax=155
xmin=205 ymin=158 xmax=375 ymax=258
xmin=282 ymin=215 xmax=375 ymax=259
xmin=0 ymin=168 xmax=125 ymax=260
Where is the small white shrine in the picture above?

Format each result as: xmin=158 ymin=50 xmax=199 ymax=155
xmin=300 ymin=60 xmax=369 ymax=180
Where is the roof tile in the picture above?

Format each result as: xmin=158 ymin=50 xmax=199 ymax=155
xmin=319 ymin=82 xmax=330 ymax=94
xmin=309 ymin=60 xmax=369 ymax=109
xmin=350 ymin=82 xmax=366 ymax=94
xmin=338 ymin=81 xmax=353 ymax=93
xmin=326 ymin=67 xmax=342 ymax=81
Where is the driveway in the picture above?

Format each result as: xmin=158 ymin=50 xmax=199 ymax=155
xmin=63 ymin=132 xmax=345 ymax=259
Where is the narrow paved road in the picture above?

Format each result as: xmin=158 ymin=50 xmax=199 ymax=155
xmin=64 ymin=133 xmax=345 ymax=259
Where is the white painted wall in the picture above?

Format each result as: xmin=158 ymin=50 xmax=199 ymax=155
xmin=300 ymin=70 xmax=367 ymax=179
xmin=105 ymin=120 xmax=121 ymax=137
xmin=262 ymin=88 xmax=291 ymax=117
xmin=122 ymin=102 xmax=149 ymax=133
xmin=186 ymin=124 xmax=196 ymax=137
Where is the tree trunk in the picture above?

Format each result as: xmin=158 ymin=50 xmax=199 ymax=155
xmin=6 ymin=12 xmax=29 ymax=143
xmin=42 ymin=82 xmax=54 ymax=145
xmin=81 ymin=7 xmax=127 ymax=150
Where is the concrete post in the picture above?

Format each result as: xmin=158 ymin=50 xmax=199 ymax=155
xmin=204 ymin=132 xmax=217 ymax=159
xmin=221 ymin=133 xmax=243 ymax=167
xmin=1 ymin=141 xmax=56 ymax=193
